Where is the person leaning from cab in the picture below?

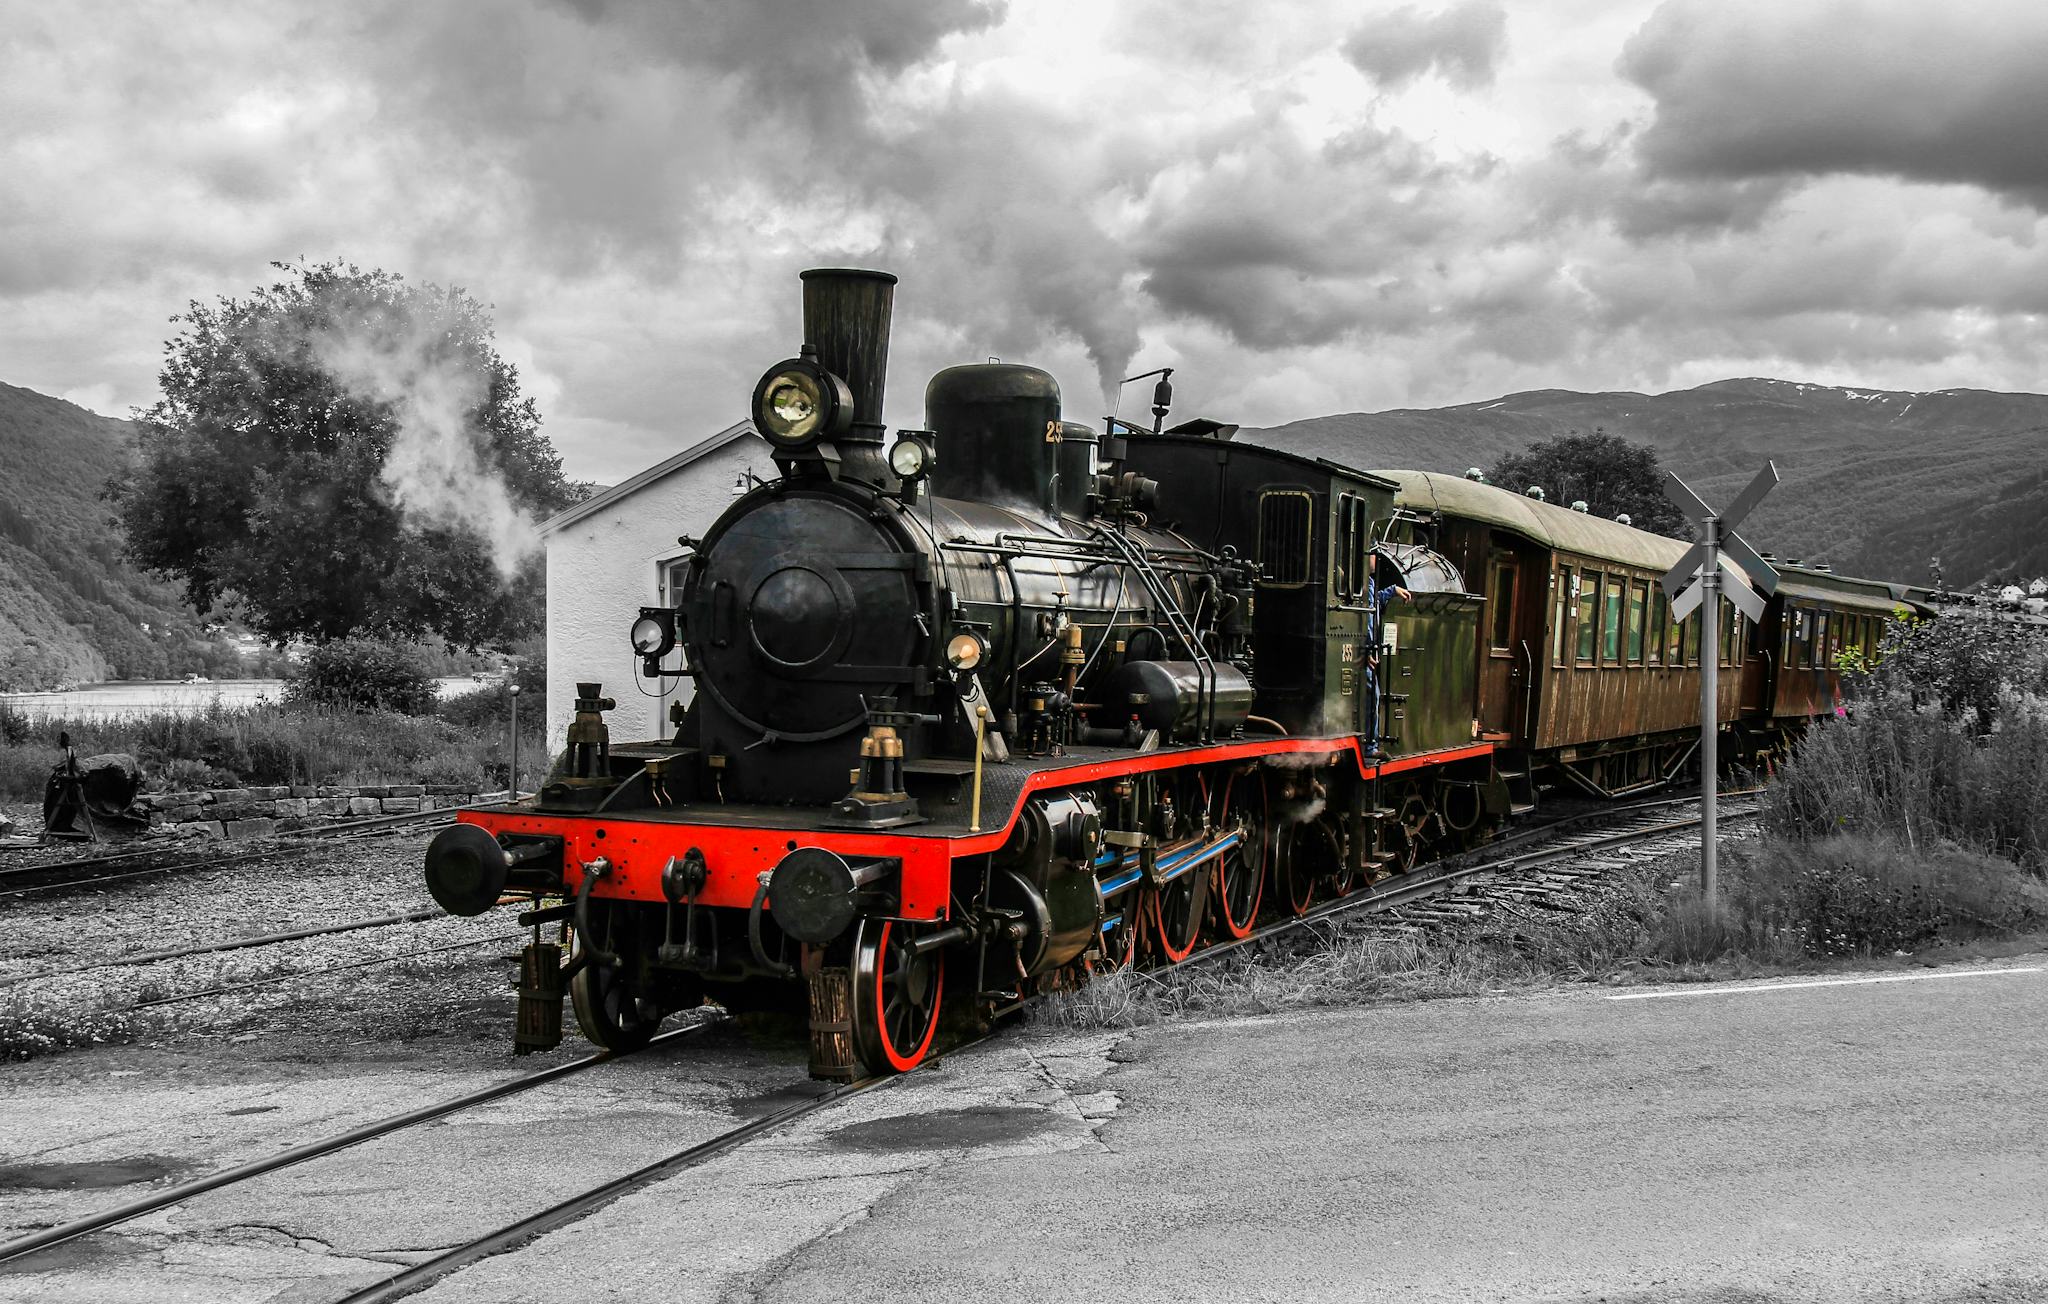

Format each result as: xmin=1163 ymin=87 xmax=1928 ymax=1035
xmin=1363 ymin=553 xmax=1412 ymax=760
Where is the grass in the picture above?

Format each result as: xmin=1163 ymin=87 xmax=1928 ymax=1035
xmin=1767 ymin=695 xmax=2048 ymax=872
xmin=0 ymin=986 xmax=143 ymax=1059
xmin=1036 ymin=833 xmax=2048 ymax=1032
xmin=0 ymin=696 xmax=547 ymax=801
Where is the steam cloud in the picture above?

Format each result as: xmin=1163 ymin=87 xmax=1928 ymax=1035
xmin=310 ymin=310 xmax=541 ymax=582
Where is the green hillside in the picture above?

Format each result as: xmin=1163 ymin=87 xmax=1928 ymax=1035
xmin=0 ymin=382 xmax=259 ymax=690
xmin=1246 ymin=378 xmax=2048 ymax=587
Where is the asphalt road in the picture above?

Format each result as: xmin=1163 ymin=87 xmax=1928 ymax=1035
xmin=428 ymin=961 xmax=2048 ymax=1303
xmin=6 ymin=961 xmax=2043 ymax=1302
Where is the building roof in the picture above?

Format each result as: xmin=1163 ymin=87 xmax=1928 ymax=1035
xmin=1377 ymin=469 xmax=1690 ymax=572
xmin=540 ymin=419 xmax=763 ymax=537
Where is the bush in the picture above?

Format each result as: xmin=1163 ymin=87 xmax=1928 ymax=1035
xmin=1651 ymin=834 xmax=2044 ymax=963
xmin=435 ymin=632 xmax=545 ymax=732
xmin=0 ymin=698 xmax=28 ymax=746
xmin=1769 ymin=693 xmax=2048 ymax=870
xmin=287 ymin=637 xmax=436 ymax=715
xmin=0 ymin=700 xmax=543 ymax=800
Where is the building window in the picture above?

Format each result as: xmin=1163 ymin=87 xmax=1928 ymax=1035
xmin=1258 ymin=491 xmax=1314 ymax=587
xmin=1576 ymin=570 xmax=1600 ymax=663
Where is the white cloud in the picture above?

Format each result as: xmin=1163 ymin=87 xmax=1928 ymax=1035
xmin=3 ymin=0 xmax=2047 ymax=484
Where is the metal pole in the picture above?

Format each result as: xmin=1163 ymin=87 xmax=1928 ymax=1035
xmin=508 ymin=685 xmax=521 ymax=803
xmin=1700 ymin=516 xmax=1719 ymax=907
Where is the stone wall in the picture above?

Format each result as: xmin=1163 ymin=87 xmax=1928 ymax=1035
xmin=133 ymin=785 xmax=513 ymax=840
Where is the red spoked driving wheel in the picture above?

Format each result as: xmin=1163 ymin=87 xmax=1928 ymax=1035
xmin=1211 ymin=768 xmax=1268 ymax=939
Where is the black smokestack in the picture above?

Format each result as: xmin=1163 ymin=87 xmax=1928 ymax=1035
xmin=800 ymin=268 xmax=896 ymax=440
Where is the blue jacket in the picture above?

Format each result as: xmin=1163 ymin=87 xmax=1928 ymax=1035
xmin=1367 ymin=582 xmax=1403 ymax=644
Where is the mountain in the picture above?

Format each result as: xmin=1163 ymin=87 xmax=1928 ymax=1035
xmin=0 ymin=382 xmax=259 ymax=690
xmin=1244 ymin=378 xmax=2048 ymax=586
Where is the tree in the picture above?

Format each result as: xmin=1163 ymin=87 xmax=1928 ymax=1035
xmin=1487 ymin=430 xmax=1688 ymax=538
xmin=115 ymin=261 xmax=583 ymax=648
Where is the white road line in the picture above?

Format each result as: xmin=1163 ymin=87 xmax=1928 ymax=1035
xmin=1608 ymin=967 xmax=2043 ymax=1001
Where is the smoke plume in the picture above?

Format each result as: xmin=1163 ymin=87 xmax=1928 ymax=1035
xmin=309 ymin=308 xmax=541 ymax=581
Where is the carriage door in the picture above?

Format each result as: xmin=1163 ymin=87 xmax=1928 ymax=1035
xmin=1740 ymin=601 xmax=1771 ymax=716
xmin=1478 ymin=549 xmax=1521 ymax=739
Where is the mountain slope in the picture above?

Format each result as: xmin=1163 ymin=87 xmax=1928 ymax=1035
xmin=1245 ymin=378 xmax=2048 ymax=585
xmin=0 ymin=382 xmax=250 ymax=690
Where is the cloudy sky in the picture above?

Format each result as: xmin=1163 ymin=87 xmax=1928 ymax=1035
xmin=6 ymin=0 xmax=2047 ymax=482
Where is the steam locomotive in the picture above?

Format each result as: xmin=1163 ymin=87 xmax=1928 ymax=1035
xmin=422 ymin=268 xmax=1904 ymax=1078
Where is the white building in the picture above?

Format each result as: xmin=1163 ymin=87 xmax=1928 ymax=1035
xmin=540 ymin=419 xmax=767 ymax=748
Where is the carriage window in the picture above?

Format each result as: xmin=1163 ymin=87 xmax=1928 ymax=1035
xmin=1627 ymin=582 xmax=1646 ymax=664
xmin=1667 ymin=603 xmax=1684 ymax=664
xmin=1720 ymin=602 xmax=1736 ymax=667
xmin=1684 ymin=611 xmax=1701 ymax=664
xmin=1649 ymin=588 xmax=1666 ymax=665
xmin=1258 ymin=491 xmax=1314 ymax=587
xmin=1552 ymin=569 xmax=1570 ymax=666
xmin=1602 ymin=576 xmax=1623 ymax=663
xmin=1576 ymin=570 xmax=1599 ymax=663
xmin=1490 ymin=562 xmax=1517 ymax=653
xmin=1333 ymin=494 xmax=1370 ymax=602
xmin=1814 ymin=613 xmax=1830 ymax=669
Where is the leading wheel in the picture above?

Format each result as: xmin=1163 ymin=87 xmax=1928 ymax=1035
xmin=570 ymin=953 xmax=664 ymax=1052
xmin=850 ymin=919 xmax=944 ymax=1074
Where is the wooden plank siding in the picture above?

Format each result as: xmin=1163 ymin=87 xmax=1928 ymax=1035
xmin=1535 ymin=552 xmax=1743 ymax=751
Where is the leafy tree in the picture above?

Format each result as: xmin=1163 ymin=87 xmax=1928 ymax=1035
xmin=115 ymin=261 xmax=583 ymax=649
xmin=1487 ymin=430 xmax=1688 ymax=538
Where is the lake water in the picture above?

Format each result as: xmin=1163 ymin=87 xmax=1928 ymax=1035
xmin=0 ymin=677 xmax=493 ymax=723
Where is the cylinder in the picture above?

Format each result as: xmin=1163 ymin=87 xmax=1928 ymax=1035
xmin=927 ymin=363 xmax=1062 ymax=515
xmin=1055 ymin=420 xmax=1099 ymax=518
xmin=801 ymin=268 xmax=896 ymax=438
xmin=1099 ymin=659 xmax=1255 ymax=741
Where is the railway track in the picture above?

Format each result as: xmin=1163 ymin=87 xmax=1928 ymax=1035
xmin=0 ymin=791 xmax=1757 ymax=1296
xmin=1191 ymin=791 xmax=1763 ymax=970
xmin=0 ymin=805 xmax=463 ymax=898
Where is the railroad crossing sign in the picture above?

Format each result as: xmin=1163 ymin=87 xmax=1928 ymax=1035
xmin=1661 ymin=462 xmax=1780 ymax=623
xmin=1659 ymin=460 xmax=1781 ymax=910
